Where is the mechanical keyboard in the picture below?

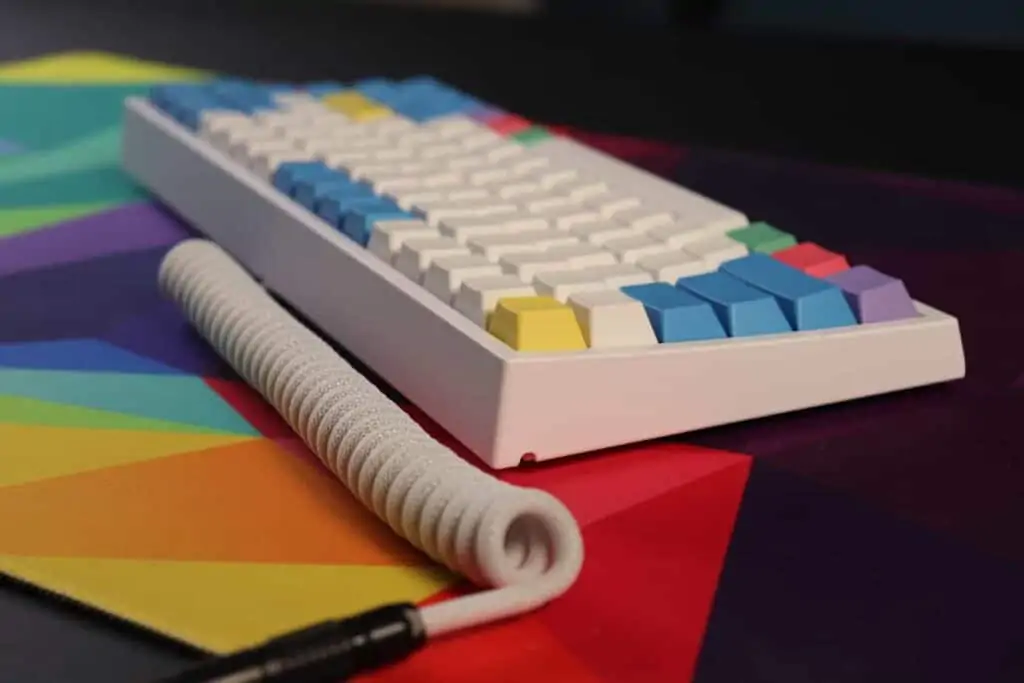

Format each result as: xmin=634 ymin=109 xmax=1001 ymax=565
xmin=121 ymin=77 xmax=966 ymax=469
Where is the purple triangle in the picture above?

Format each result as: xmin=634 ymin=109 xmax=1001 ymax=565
xmin=101 ymin=297 xmax=233 ymax=377
xmin=0 ymin=247 xmax=169 ymax=342
xmin=0 ymin=202 xmax=191 ymax=278
xmin=0 ymin=338 xmax=181 ymax=374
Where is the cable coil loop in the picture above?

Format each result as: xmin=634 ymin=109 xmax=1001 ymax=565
xmin=159 ymin=239 xmax=583 ymax=635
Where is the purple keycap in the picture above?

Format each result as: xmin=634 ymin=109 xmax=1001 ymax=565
xmin=826 ymin=266 xmax=919 ymax=323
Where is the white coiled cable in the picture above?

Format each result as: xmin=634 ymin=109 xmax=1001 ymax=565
xmin=158 ymin=239 xmax=584 ymax=638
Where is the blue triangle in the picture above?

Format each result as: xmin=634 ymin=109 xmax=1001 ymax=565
xmin=0 ymin=339 xmax=183 ymax=375
xmin=0 ymin=368 xmax=257 ymax=436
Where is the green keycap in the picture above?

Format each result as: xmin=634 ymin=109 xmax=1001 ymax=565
xmin=727 ymin=222 xmax=797 ymax=254
xmin=512 ymin=126 xmax=552 ymax=146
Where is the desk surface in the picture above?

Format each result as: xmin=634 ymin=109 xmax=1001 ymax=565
xmin=0 ymin=3 xmax=1022 ymax=682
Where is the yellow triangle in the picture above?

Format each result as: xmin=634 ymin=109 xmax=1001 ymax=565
xmin=0 ymin=555 xmax=453 ymax=653
xmin=0 ymin=51 xmax=209 ymax=84
xmin=0 ymin=424 xmax=255 ymax=487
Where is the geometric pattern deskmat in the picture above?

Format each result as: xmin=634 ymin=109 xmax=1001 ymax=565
xmin=0 ymin=52 xmax=1022 ymax=683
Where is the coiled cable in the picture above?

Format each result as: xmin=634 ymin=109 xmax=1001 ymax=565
xmin=158 ymin=239 xmax=584 ymax=641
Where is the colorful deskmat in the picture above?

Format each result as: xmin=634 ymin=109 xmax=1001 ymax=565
xmin=0 ymin=52 xmax=1021 ymax=683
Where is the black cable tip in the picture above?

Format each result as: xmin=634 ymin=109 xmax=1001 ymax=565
xmin=154 ymin=603 xmax=426 ymax=683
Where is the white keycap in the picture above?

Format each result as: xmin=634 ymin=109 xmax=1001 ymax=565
xmin=532 ymin=167 xmax=580 ymax=189
xmin=533 ymin=270 xmax=609 ymax=303
xmin=485 ymin=143 xmax=525 ymax=163
xmin=637 ymin=250 xmax=713 ymax=282
xmin=602 ymin=234 xmax=673 ymax=264
xmin=372 ymin=147 xmax=417 ymax=162
xmin=467 ymin=232 xmax=547 ymax=261
xmin=525 ymin=194 xmax=579 ymax=213
xmin=496 ymin=181 xmax=543 ymax=200
xmin=530 ymin=204 xmax=602 ymax=230
xmin=200 ymin=111 xmax=255 ymax=145
xmin=647 ymin=221 xmax=735 ymax=248
xmin=419 ymin=144 xmax=465 ymax=161
xmin=588 ymin=193 xmax=643 ymax=218
xmin=221 ymin=126 xmax=279 ymax=157
xmin=499 ymin=252 xmax=571 ymax=282
xmin=586 ymin=263 xmax=655 ymax=288
xmin=544 ymin=244 xmax=618 ymax=269
xmin=424 ymin=254 xmax=504 ymax=302
xmin=531 ymin=231 xmax=580 ymax=250
xmin=446 ymin=188 xmax=492 ymax=202
xmin=322 ymin=150 xmax=374 ymax=168
xmin=421 ymin=171 xmax=464 ymax=189
xmin=569 ymin=221 xmax=638 ymax=245
xmin=461 ymin=130 xmax=505 ymax=151
xmin=613 ymin=206 xmax=676 ymax=233
xmin=237 ymin=137 xmax=300 ymax=167
xmin=446 ymin=155 xmax=492 ymax=171
xmin=439 ymin=214 xmax=547 ymax=244
xmin=508 ymin=155 xmax=552 ymax=176
xmin=367 ymin=219 xmax=439 ymax=263
xmin=454 ymin=275 xmax=537 ymax=327
xmin=395 ymin=237 xmax=470 ymax=281
xmin=424 ymin=201 xmax=517 ymax=228
xmin=388 ymin=190 xmax=445 ymax=211
xmin=568 ymin=290 xmax=659 ymax=349
xmin=396 ymin=131 xmax=443 ymax=148
xmin=468 ymin=168 xmax=512 ymax=187
xmin=562 ymin=179 xmax=611 ymax=201
xmin=422 ymin=115 xmax=484 ymax=139
xmin=684 ymin=234 xmax=749 ymax=266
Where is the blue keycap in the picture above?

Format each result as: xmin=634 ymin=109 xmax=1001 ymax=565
xmin=294 ymin=177 xmax=366 ymax=210
xmin=676 ymin=271 xmax=793 ymax=337
xmin=317 ymin=195 xmax=389 ymax=229
xmin=343 ymin=203 xmax=414 ymax=247
xmin=620 ymin=283 xmax=727 ymax=343
xmin=353 ymin=78 xmax=398 ymax=103
xmin=272 ymin=162 xmax=335 ymax=195
xmin=720 ymin=253 xmax=858 ymax=331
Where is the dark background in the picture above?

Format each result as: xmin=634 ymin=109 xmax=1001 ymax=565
xmin=0 ymin=1 xmax=1020 ymax=680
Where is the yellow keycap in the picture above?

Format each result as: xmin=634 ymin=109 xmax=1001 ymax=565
xmin=487 ymin=296 xmax=587 ymax=352
xmin=348 ymin=105 xmax=392 ymax=122
xmin=322 ymin=91 xmax=374 ymax=114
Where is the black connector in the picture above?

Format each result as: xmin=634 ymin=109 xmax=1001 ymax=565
xmin=154 ymin=603 xmax=425 ymax=683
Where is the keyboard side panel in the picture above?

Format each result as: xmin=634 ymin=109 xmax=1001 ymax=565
xmin=494 ymin=307 xmax=964 ymax=464
xmin=122 ymin=97 xmax=510 ymax=463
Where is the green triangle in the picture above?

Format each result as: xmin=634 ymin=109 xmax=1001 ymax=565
xmin=0 ymin=201 xmax=119 ymax=238
xmin=0 ymin=394 xmax=233 ymax=434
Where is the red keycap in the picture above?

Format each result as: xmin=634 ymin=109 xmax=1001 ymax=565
xmin=487 ymin=113 xmax=532 ymax=136
xmin=772 ymin=242 xmax=850 ymax=278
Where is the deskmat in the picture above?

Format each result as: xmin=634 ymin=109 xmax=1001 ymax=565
xmin=0 ymin=53 xmax=1021 ymax=683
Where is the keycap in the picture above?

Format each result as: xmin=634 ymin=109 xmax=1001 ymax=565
xmin=439 ymin=214 xmax=547 ymax=244
xmin=567 ymin=290 xmax=659 ymax=349
xmin=533 ymin=270 xmax=608 ymax=302
xmin=720 ymin=254 xmax=857 ymax=331
xmin=499 ymin=252 xmax=571 ymax=282
xmin=612 ymin=207 xmax=675 ymax=233
xmin=569 ymin=221 xmax=638 ymax=245
xmin=342 ymin=202 xmax=413 ymax=247
xmin=826 ymin=266 xmax=920 ymax=323
xmin=587 ymin=263 xmax=655 ymax=288
xmin=648 ymin=220 xmax=737 ymax=249
xmin=272 ymin=161 xmax=333 ymax=195
xmin=772 ymin=242 xmax=851 ymax=278
xmin=395 ymin=237 xmax=470 ymax=281
xmin=367 ymin=219 xmax=439 ymax=262
xmin=588 ymin=193 xmax=643 ymax=218
xmin=621 ymin=282 xmax=727 ymax=343
xmin=316 ymin=193 xmax=382 ymax=228
xmin=637 ymin=250 xmax=713 ymax=283
xmin=296 ymin=177 xmax=369 ymax=210
xmin=512 ymin=126 xmax=552 ymax=146
xmin=684 ymin=234 xmax=749 ymax=267
xmin=544 ymin=244 xmax=618 ymax=269
xmin=676 ymin=271 xmax=793 ymax=337
xmin=603 ymin=235 xmax=672 ymax=264
xmin=487 ymin=297 xmax=587 ymax=351
xmin=467 ymin=231 xmax=547 ymax=261
xmin=454 ymin=275 xmax=538 ymax=327
xmin=727 ymin=222 xmax=797 ymax=254
xmin=424 ymin=254 xmax=504 ymax=302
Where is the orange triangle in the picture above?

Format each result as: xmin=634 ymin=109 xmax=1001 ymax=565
xmin=0 ymin=555 xmax=451 ymax=653
xmin=0 ymin=423 xmax=254 ymax=487
xmin=0 ymin=439 xmax=433 ymax=566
